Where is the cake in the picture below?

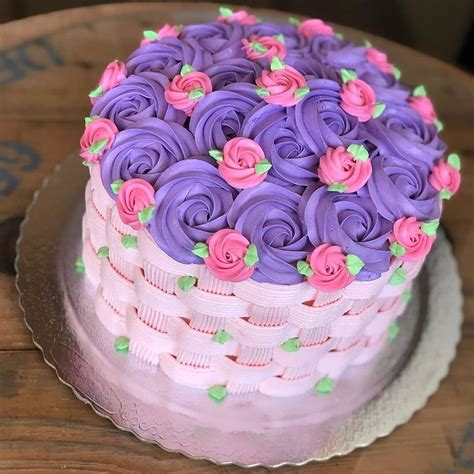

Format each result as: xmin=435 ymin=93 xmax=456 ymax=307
xmin=77 ymin=8 xmax=461 ymax=403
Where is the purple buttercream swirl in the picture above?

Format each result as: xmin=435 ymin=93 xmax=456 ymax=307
xmin=149 ymin=159 xmax=238 ymax=264
xmin=203 ymin=58 xmax=262 ymax=90
xmin=308 ymin=36 xmax=366 ymax=70
xmin=91 ymin=72 xmax=185 ymax=129
xmin=359 ymin=67 xmax=410 ymax=105
xmin=228 ymin=183 xmax=310 ymax=284
xmin=100 ymin=118 xmax=198 ymax=196
xmin=301 ymin=184 xmax=392 ymax=280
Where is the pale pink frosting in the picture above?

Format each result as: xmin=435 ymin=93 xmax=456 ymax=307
xmin=340 ymin=79 xmax=376 ymax=122
xmin=365 ymin=47 xmax=393 ymax=74
xmin=99 ymin=60 xmax=126 ymax=93
xmin=391 ymin=217 xmax=435 ymax=262
xmin=117 ymin=178 xmax=155 ymax=230
xmin=242 ymin=35 xmax=287 ymax=60
xmin=140 ymin=24 xmax=181 ymax=46
xmin=204 ymin=229 xmax=255 ymax=282
xmin=256 ymin=65 xmax=307 ymax=107
xmin=79 ymin=118 xmax=118 ymax=164
xmin=429 ymin=160 xmax=461 ymax=195
xmin=164 ymin=71 xmax=213 ymax=115
xmin=218 ymin=137 xmax=268 ymax=189
xmin=318 ymin=145 xmax=372 ymax=192
xmin=307 ymin=244 xmax=355 ymax=291
xmin=218 ymin=10 xmax=257 ymax=25
xmin=297 ymin=19 xmax=334 ymax=38
xmin=408 ymin=95 xmax=437 ymax=124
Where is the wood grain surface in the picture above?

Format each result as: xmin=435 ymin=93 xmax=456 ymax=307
xmin=0 ymin=3 xmax=473 ymax=472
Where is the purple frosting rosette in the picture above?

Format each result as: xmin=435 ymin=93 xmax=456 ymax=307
xmin=149 ymin=159 xmax=238 ymax=264
xmin=91 ymin=72 xmax=186 ymax=129
xmin=203 ymin=58 xmax=262 ymax=90
xmin=100 ymin=118 xmax=198 ymax=197
xmin=228 ymin=183 xmax=310 ymax=285
xmin=301 ymin=185 xmax=393 ymax=281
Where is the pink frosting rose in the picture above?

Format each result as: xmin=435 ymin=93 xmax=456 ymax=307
xmin=117 ymin=178 xmax=156 ymax=230
xmin=217 ymin=137 xmax=269 ymax=189
xmin=79 ymin=117 xmax=118 ymax=164
xmin=256 ymin=65 xmax=308 ymax=107
xmin=242 ymin=35 xmax=287 ymax=61
xmin=318 ymin=145 xmax=372 ymax=192
xmin=298 ymin=19 xmax=334 ymax=38
xmin=307 ymin=244 xmax=355 ymax=291
xmin=429 ymin=160 xmax=461 ymax=196
xmin=205 ymin=229 xmax=255 ymax=282
xmin=164 ymin=71 xmax=213 ymax=115
xmin=365 ymin=47 xmax=393 ymax=74
xmin=408 ymin=95 xmax=437 ymax=124
xmin=340 ymin=79 xmax=376 ymax=122
xmin=391 ymin=217 xmax=435 ymax=262
xmin=218 ymin=9 xmax=257 ymax=25
xmin=89 ymin=60 xmax=127 ymax=105
xmin=140 ymin=24 xmax=181 ymax=46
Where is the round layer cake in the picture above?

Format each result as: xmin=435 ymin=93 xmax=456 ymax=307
xmin=78 ymin=7 xmax=461 ymax=402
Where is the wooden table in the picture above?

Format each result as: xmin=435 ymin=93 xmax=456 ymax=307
xmin=0 ymin=3 xmax=473 ymax=472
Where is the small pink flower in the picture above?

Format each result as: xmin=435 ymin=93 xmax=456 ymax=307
xmin=365 ymin=47 xmax=393 ymax=74
xmin=242 ymin=35 xmax=287 ymax=61
xmin=307 ymin=244 xmax=355 ymax=291
xmin=140 ymin=24 xmax=181 ymax=46
xmin=205 ymin=229 xmax=255 ymax=282
xmin=164 ymin=70 xmax=212 ymax=115
xmin=408 ymin=95 xmax=437 ymax=124
xmin=391 ymin=217 xmax=436 ymax=262
xmin=117 ymin=179 xmax=156 ymax=230
xmin=216 ymin=137 xmax=270 ymax=189
xmin=318 ymin=145 xmax=372 ymax=193
xmin=89 ymin=60 xmax=127 ymax=104
xmin=297 ymin=19 xmax=334 ymax=38
xmin=256 ymin=63 xmax=308 ymax=107
xmin=79 ymin=117 xmax=118 ymax=164
xmin=218 ymin=8 xmax=257 ymax=25
xmin=429 ymin=160 xmax=461 ymax=196
xmin=340 ymin=78 xmax=376 ymax=122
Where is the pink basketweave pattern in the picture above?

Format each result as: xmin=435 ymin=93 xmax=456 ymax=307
xmin=81 ymin=166 xmax=418 ymax=397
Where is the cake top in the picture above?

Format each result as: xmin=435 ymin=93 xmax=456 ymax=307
xmin=79 ymin=7 xmax=461 ymax=289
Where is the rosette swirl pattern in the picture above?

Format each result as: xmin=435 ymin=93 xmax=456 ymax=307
xmin=149 ymin=160 xmax=238 ymax=264
xmin=91 ymin=72 xmax=186 ymax=129
xmin=228 ymin=183 xmax=310 ymax=284
xmin=301 ymin=185 xmax=392 ymax=280
xmin=203 ymin=58 xmax=262 ymax=90
xmin=100 ymin=118 xmax=198 ymax=196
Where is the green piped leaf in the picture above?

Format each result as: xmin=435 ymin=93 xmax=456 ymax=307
xmin=288 ymin=16 xmax=300 ymax=27
xmin=280 ymin=337 xmax=300 ymax=352
xmin=328 ymin=182 xmax=348 ymax=193
xmin=192 ymin=242 xmax=209 ymax=259
xmin=297 ymin=260 xmax=314 ymax=277
xmin=88 ymin=138 xmax=108 ymax=154
xmin=244 ymin=244 xmax=259 ymax=268
xmin=75 ymin=257 xmax=85 ymax=274
xmin=219 ymin=6 xmax=233 ymax=17
xmin=88 ymin=85 xmax=103 ymax=98
xmin=273 ymin=34 xmax=285 ymax=44
xmin=372 ymin=103 xmax=386 ymax=119
xmin=111 ymin=179 xmax=124 ymax=194
xmin=421 ymin=220 xmax=439 ymax=237
xmin=177 ymin=275 xmax=196 ymax=291
xmin=389 ymin=267 xmax=406 ymax=285
xmin=250 ymin=41 xmax=268 ymax=53
xmin=208 ymin=384 xmax=228 ymax=404
xmin=143 ymin=30 xmax=158 ymax=40
xmin=188 ymin=88 xmax=205 ymax=100
xmin=270 ymin=56 xmax=285 ymax=71
xmin=335 ymin=33 xmax=344 ymax=40
xmin=390 ymin=242 xmax=406 ymax=257
xmin=180 ymin=64 xmax=195 ymax=76
xmin=387 ymin=322 xmax=400 ymax=342
xmin=255 ymin=87 xmax=270 ymax=97
xmin=212 ymin=330 xmax=232 ymax=344
xmin=402 ymin=290 xmax=412 ymax=302
xmin=363 ymin=39 xmax=372 ymax=47
xmin=121 ymin=235 xmax=138 ymax=249
xmin=447 ymin=153 xmax=461 ymax=170
xmin=393 ymin=66 xmax=401 ymax=81
xmin=97 ymin=246 xmax=109 ymax=259
xmin=84 ymin=115 xmax=100 ymax=126
xmin=346 ymin=254 xmax=364 ymax=276
xmin=340 ymin=68 xmax=357 ymax=84
xmin=434 ymin=119 xmax=444 ymax=132
xmin=138 ymin=205 xmax=156 ymax=224
xmin=413 ymin=85 xmax=427 ymax=97
xmin=209 ymin=149 xmax=224 ymax=161
xmin=255 ymin=158 xmax=272 ymax=175
xmin=114 ymin=336 xmax=130 ymax=355
xmin=347 ymin=143 xmax=369 ymax=161
xmin=315 ymin=377 xmax=333 ymax=395
xmin=439 ymin=189 xmax=452 ymax=200
xmin=295 ymin=86 xmax=310 ymax=99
